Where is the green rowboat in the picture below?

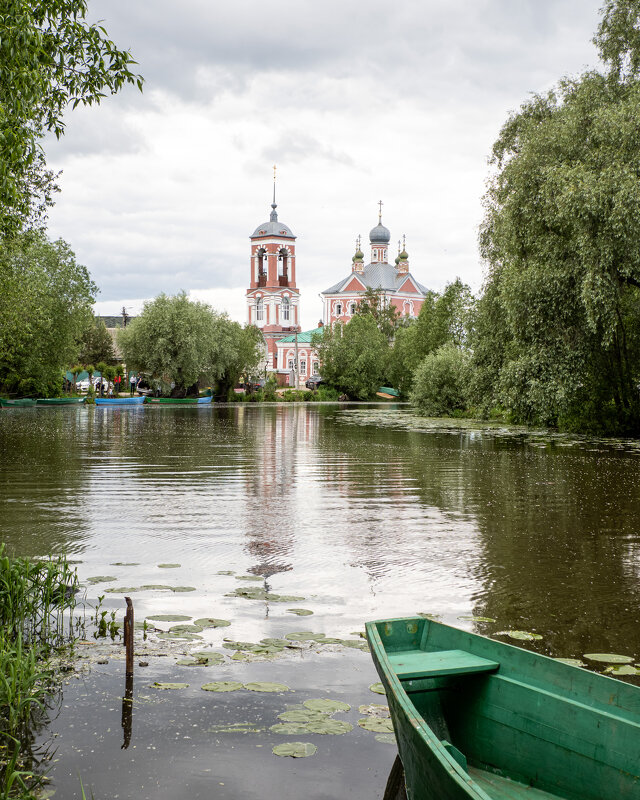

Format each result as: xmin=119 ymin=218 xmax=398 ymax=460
xmin=0 ymin=398 xmax=37 ymax=407
xmin=366 ymin=617 xmax=640 ymax=800
xmin=146 ymin=396 xmax=212 ymax=405
xmin=36 ymin=397 xmax=85 ymax=406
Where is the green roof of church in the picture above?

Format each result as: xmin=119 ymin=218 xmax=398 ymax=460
xmin=278 ymin=327 xmax=324 ymax=344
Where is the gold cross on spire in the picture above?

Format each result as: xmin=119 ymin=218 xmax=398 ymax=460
xmin=378 ymin=200 xmax=383 ymax=222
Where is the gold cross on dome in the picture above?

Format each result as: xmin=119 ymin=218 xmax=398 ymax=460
xmin=378 ymin=200 xmax=383 ymax=222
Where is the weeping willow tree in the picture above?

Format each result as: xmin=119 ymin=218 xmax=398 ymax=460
xmin=475 ymin=0 xmax=640 ymax=433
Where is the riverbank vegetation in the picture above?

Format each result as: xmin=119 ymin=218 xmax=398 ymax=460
xmin=0 ymin=546 xmax=79 ymax=799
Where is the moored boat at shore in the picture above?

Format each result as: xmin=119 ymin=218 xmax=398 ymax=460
xmin=94 ymin=396 xmax=146 ymax=406
xmin=146 ymin=396 xmax=212 ymax=405
xmin=365 ymin=616 xmax=640 ymax=800
xmin=0 ymin=398 xmax=38 ymax=407
xmin=37 ymin=397 xmax=85 ymax=406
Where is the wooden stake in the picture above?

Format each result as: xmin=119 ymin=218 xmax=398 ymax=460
xmin=124 ymin=596 xmax=134 ymax=676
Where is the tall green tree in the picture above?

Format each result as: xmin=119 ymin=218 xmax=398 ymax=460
xmin=355 ymin=287 xmax=401 ymax=341
xmin=118 ymin=293 xmax=261 ymax=397
xmin=476 ymin=0 xmax=640 ymax=432
xmin=313 ymin=315 xmax=389 ymax=399
xmin=0 ymin=0 xmax=142 ymax=236
xmin=77 ymin=316 xmax=116 ymax=366
xmin=0 ymin=232 xmax=96 ymax=396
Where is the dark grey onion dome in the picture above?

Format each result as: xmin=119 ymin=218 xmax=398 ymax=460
xmin=250 ymin=203 xmax=295 ymax=238
xmin=369 ymin=222 xmax=390 ymax=243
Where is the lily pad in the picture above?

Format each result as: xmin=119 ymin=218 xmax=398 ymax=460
xmin=278 ymin=709 xmax=328 ymax=723
xmin=287 ymin=608 xmax=314 ymax=616
xmin=156 ymin=631 xmax=202 ymax=641
xmin=285 ymin=631 xmax=323 ymax=642
xmin=604 ymin=664 xmax=640 ymax=675
xmin=375 ymin=734 xmax=397 ymax=744
xmin=272 ymin=742 xmax=317 ymax=758
xmin=235 ymin=575 xmax=263 ymax=581
xmin=193 ymin=617 xmax=231 ymax=628
xmin=152 ymin=682 xmax=189 ymax=690
xmin=270 ymin=722 xmax=311 ymax=735
xmin=190 ymin=651 xmax=225 ymax=665
xmin=201 ymin=681 xmax=244 ymax=692
xmin=369 ymin=682 xmax=386 ymax=695
xmin=458 ymin=615 xmax=496 ymax=623
xmin=359 ymin=704 xmax=390 ymax=717
xmin=169 ymin=624 xmax=204 ymax=634
xmin=244 ymin=681 xmax=291 ymax=693
xmin=86 ymin=575 xmax=117 ymax=584
xmin=216 ymin=570 xmax=235 ymax=575
xmin=358 ymin=717 xmax=394 ymax=733
xmin=110 ymin=562 xmax=139 ymax=566
xmin=158 ymin=563 xmax=181 ymax=569
xmin=584 ymin=653 xmax=634 ymax=664
xmin=146 ymin=614 xmax=192 ymax=622
xmin=495 ymin=630 xmax=543 ymax=641
xmin=553 ymin=657 xmax=586 ymax=667
xmin=171 ymin=586 xmax=196 ymax=592
xmin=261 ymin=638 xmax=293 ymax=648
xmin=306 ymin=719 xmax=353 ymax=735
xmin=303 ymin=698 xmax=351 ymax=713
xmin=105 ymin=584 xmax=173 ymax=593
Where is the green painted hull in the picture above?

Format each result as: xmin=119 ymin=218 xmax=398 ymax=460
xmin=366 ymin=618 xmax=640 ymax=800
xmin=36 ymin=397 xmax=85 ymax=405
xmin=0 ymin=398 xmax=37 ymax=407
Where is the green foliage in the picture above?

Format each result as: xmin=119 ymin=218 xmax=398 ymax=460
xmin=355 ymin=287 xmax=401 ymax=340
xmin=0 ymin=232 xmax=96 ymax=397
xmin=0 ymin=0 xmax=143 ymax=236
xmin=313 ymin=316 xmax=389 ymax=399
xmin=77 ymin=317 xmax=116 ymax=366
xmin=410 ymin=343 xmax=471 ymax=417
xmin=118 ymin=293 xmax=262 ymax=396
xmin=476 ymin=1 xmax=640 ymax=432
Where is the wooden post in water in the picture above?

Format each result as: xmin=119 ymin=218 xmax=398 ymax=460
xmin=124 ymin=596 xmax=134 ymax=676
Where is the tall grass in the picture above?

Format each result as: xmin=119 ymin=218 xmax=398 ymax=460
xmin=0 ymin=545 xmax=79 ymax=798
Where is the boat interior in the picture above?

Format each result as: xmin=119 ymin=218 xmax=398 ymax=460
xmin=369 ymin=618 xmax=640 ymax=800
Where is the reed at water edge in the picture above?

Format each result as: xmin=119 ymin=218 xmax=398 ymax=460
xmin=0 ymin=544 xmax=79 ymax=799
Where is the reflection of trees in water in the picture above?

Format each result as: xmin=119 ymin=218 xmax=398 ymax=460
xmin=314 ymin=416 xmax=640 ymax=657
xmin=0 ymin=411 xmax=91 ymax=557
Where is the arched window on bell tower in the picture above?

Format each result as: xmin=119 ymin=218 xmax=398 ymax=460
xmin=257 ymin=248 xmax=267 ymax=286
xmin=256 ymin=298 xmax=264 ymax=321
xmin=278 ymin=248 xmax=288 ymax=286
xmin=282 ymin=296 xmax=290 ymax=322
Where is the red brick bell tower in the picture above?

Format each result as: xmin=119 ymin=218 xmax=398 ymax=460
xmin=246 ymin=169 xmax=301 ymax=373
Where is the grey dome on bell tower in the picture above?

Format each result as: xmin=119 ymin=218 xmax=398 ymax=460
xmin=369 ymin=222 xmax=390 ymax=243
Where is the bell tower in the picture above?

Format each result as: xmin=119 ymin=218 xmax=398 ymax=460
xmin=246 ymin=168 xmax=301 ymax=373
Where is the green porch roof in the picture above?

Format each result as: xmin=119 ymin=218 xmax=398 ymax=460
xmin=278 ymin=327 xmax=324 ymax=344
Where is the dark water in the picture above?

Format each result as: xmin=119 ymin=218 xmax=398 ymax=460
xmin=1 ymin=404 xmax=640 ymax=798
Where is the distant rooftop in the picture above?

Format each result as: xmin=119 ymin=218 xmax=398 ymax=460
xmin=278 ymin=327 xmax=324 ymax=344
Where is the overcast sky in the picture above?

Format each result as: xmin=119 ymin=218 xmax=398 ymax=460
xmin=45 ymin=0 xmax=603 ymax=331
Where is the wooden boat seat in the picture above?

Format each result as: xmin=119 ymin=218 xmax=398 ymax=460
xmin=388 ymin=649 xmax=499 ymax=680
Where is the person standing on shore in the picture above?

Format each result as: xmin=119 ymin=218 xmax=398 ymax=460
xmin=129 ymin=373 xmax=136 ymax=395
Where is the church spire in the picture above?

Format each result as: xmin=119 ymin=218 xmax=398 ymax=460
xmin=270 ymin=164 xmax=278 ymax=221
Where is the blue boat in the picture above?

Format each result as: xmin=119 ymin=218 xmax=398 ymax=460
xmin=94 ymin=396 xmax=146 ymax=406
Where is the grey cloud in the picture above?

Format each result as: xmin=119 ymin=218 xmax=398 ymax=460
xmin=44 ymin=101 xmax=146 ymax=157
xmin=261 ymin=131 xmax=356 ymax=167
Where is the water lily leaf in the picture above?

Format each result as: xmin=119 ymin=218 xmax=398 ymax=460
xmin=285 ymin=631 xmax=322 ymax=641
xmin=458 ymin=616 xmax=496 ymax=623
xmin=86 ymin=575 xmax=117 ymax=584
xmin=270 ymin=722 xmax=311 ymax=735
xmin=317 ymin=637 xmax=343 ymax=644
xmin=193 ymin=617 xmax=231 ymax=628
xmin=152 ymin=682 xmax=189 ymax=690
xmin=272 ymin=742 xmax=317 ymax=758
xmin=226 ymin=586 xmax=266 ymax=600
xmin=306 ymin=719 xmax=353 ymax=735
xmin=190 ymin=651 xmax=225 ymax=665
xmin=340 ymin=640 xmax=370 ymax=651
xmin=375 ymin=734 xmax=397 ymax=744
xmin=223 ymin=640 xmax=258 ymax=650
xmin=158 ymin=563 xmax=181 ymax=568
xmin=156 ymin=631 xmax=202 ymax=641
xmin=369 ymin=682 xmax=386 ymax=695
xmin=106 ymin=584 xmax=173 ymax=593
xmin=169 ymin=624 xmax=204 ymax=634
xmin=495 ymin=630 xmax=542 ymax=641
xmin=584 ymin=653 xmax=634 ymax=664
xmin=604 ymin=664 xmax=640 ymax=675
xmin=358 ymin=717 xmax=394 ymax=733
xmin=176 ymin=658 xmax=201 ymax=666
xmin=244 ymin=681 xmax=291 ymax=693
xmin=553 ymin=657 xmax=586 ymax=667
xmin=261 ymin=638 xmax=292 ymax=648
xmin=267 ymin=594 xmax=305 ymax=602
xmin=171 ymin=586 xmax=196 ymax=592
xmin=147 ymin=614 xmax=192 ymax=622
xmin=303 ymin=699 xmax=351 ymax=713
xmin=287 ymin=608 xmax=313 ymax=616
xmin=236 ymin=575 xmax=263 ymax=581
xmin=110 ymin=562 xmax=139 ymax=566
xmin=359 ymin=704 xmax=390 ymax=717
xmin=201 ymin=681 xmax=244 ymax=692
xmin=278 ymin=709 xmax=328 ymax=723
xmin=216 ymin=570 xmax=235 ymax=575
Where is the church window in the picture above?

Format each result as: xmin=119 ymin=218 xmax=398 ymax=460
xmin=288 ymin=358 xmax=295 ymax=371
xmin=282 ymin=297 xmax=290 ymax=321
xmin=256 ymin=298 xmax=264 ymax=321
xmin=300 ymin=360 xmax=306 ymax=375
xmin=350 ymin=302 xmax=356 ymax=315
xmin=336 ymin=302 xmax=342 ymax=316
xmin=313 ymin=361 xmax=319 ymax=374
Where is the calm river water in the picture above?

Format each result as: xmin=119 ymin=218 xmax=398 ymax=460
xmin=2 ymin=403 xmax=640 ymax=799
